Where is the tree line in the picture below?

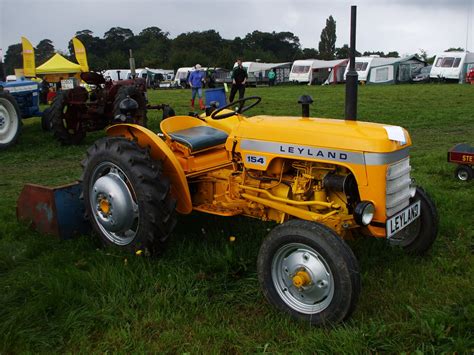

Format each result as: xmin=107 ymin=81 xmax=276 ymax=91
xmin=3 ymin=16 xmax=447 ymax=75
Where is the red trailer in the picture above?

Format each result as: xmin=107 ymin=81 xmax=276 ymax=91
xmin=448 ymin=143 xmax=474 ymax=181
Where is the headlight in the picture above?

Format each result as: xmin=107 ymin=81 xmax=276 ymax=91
xmin=354 ymin=201 xmax=375 ymax=226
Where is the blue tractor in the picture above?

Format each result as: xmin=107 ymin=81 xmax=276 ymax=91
xmin=0 ymin=79 xmax=43 ymax=150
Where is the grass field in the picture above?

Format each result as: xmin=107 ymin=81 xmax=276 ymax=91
xmin=0 ymin=84 xmax=473 ymax=353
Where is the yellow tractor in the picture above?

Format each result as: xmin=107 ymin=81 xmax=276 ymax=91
xmin=81 ymin=94 xmax=438 ymax=325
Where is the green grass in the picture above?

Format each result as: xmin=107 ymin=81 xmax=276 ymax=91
xmin=0 ymin=84 xmax=473 ymax=353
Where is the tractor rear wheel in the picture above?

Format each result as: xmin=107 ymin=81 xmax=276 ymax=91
xmin=113 ymin=86 xmax=148 ymax=126
xmin=81 ymin=136 xmax=177 ymax=255
xmin=0 ymin=91 xmax=22 ymax=150
xmin=51 ymin=91 xmax=86 ymax=145
xmin=257 ymin=220 xmax=361 ymax=325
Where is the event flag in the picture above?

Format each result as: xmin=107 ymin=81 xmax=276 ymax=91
xmin=21 ymin=36 xmax=36 ymax=77
xmin=72 ymin=37 xmax=89 ymax=72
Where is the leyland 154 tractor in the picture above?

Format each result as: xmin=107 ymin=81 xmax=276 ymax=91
xmin=80 ymin=94 xmax=438 ymax=325
xmin=80 ymin=8 xmax=438 ymax=325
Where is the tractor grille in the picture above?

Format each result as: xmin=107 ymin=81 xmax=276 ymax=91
xmin=386 ymin=157 xmax=412 ymax=217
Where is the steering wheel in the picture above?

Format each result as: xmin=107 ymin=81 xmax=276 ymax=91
xmin=210 ymin=96 xmax=261 ymax=120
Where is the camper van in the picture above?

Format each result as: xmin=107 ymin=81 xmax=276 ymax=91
xmin=289 ymin=59 xmax=324 ymax=83
xmin=103 ymin=69 xmax=130 ymax=81
xmin=343 ymin=56 xmax=399 ymax=82
xmin=290 ymin=59 xmax=349 ymax=84
xmin=430 ymin=52 xmax=474 ymax=83
xmin=173 ymin=67 xmax=206 ymax=88
xmin=126 ymin=68 xmax=175 ymax=87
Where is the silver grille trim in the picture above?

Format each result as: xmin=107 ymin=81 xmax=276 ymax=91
xmin=386 ymin=157 xmax=412 ymax=217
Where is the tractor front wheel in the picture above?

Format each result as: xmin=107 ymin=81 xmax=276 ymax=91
xmin=51 ymin=91 xmax=86 ymax=145
xmin=81 ymin=137 xmax=177 ymax=254
xmin=0 ymin=91 xmax=22 ymax=150
xmin=388 ymin=187 xmax=438 ymax=255
xmin=257 ymin=220 xmax=361 ymax=325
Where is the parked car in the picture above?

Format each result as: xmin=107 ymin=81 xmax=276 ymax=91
xmin=412 ymin=65 xmax=432 ymax=83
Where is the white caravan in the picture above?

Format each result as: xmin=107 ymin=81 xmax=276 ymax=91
xmin=343 ymin=56 xmax=399 ymax=82
xmin=289 ymin=59 xmax=327 ymax=83
xmin=430 ymin=52 xmax=474 ymax=83
xmin=102 ymin=69 xmax=130 ymax=81
xmin=289 ymin=59 xmax=349 ymax=84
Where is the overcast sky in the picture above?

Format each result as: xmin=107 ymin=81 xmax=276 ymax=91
xmin=1 ymin=0 xmax=473 ymax=60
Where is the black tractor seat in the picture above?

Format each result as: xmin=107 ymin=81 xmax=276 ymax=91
xmin=168 ymin=126 xmax=228 ymax=152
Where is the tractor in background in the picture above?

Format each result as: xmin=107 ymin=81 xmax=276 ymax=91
xmin=0 ymin=79 xmax=42 ymax=150
xmin=48 ymin=72 xmax=174 ymax=145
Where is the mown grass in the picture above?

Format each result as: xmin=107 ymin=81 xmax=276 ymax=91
xmin=0 ymin=84 xmax=473 ymax=353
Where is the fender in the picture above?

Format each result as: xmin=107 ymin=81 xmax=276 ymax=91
xmin=106 ymin=124 xmax=192 ymax=214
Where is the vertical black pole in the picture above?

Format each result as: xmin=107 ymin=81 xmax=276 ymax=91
xmin=345 ymin=5 xmax=358 ymax=120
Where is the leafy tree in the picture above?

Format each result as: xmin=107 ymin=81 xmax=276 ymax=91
xmin=242 ymin=31 xmax=301 ymax=62
xmin=104 ymin=27 xmax=134 ymax=42
xmin=335 ymin=44 xmax=360 ymax=59
xmin=299 ymin=48 xmax=319 ymax=59
xmin=445 ymin=47 xmax=464 ymax=52
xmin=385 ymin=51 xmax=399 ymax=58
xmin=135 ymin=27 xmax=171 ymax=68
xmin=418 ymin=49 xmax=428 ymax=62
xmin=318 ymin=16 xmax=336 ymax=60
xmin=3 ymin=43 xmax=22 ymax=75
xmin=35 ymin=39 xmax=55 ymax=65
xmin=362 ymin=50 xmax=385 ymax=57
xmin=336 ymin=44 xmax=349 ymax=59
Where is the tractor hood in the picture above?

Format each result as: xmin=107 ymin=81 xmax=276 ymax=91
xmin=230 ymin=115 xmax=411 ymax=154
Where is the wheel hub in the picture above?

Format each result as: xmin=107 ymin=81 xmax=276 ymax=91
xmin=292 ymin=270 xmax=312 ymax=288
xmin=458 ymin=170 xmax=468 ymax=181
xmin=0 ymin=114 xmax=5 ymax=128
xmin=272 ymin=244 xmax=334 ymax=314
xmin=92 ymin=172 xmax=136 ymax=234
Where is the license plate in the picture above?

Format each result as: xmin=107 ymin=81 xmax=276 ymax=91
xmin=386 ymin=200 xmax=421 ymax=238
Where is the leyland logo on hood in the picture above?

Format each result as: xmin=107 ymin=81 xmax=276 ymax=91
xmin=240 ymin=140 xmax=365 ymax=164
xmin=279 ymin=145 xmax=348 ymax=160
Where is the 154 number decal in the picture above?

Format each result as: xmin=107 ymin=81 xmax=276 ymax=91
xmin=246 ymin=155 xmax=266 ymax=165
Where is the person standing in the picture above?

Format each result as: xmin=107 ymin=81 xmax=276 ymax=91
xmin=188 ymin=64 xmax=206 ymax=110
xmin=268 ymin=68 xmax=276 ymax=86
xmin=229 ymin=59 xmax=248 ymax=102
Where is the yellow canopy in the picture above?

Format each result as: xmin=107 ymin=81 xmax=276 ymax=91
xmin=36 ymin=53 xmax=82 ymax=74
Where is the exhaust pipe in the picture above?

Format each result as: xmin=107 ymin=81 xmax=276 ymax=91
xmin=345 ymin=5 xmax=358 ymax=121
xmin=129 ymin=49 xmax=136 ymax=79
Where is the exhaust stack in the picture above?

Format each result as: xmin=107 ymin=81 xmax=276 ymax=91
xmin=345 ymin=5 xmax=358 ymax=121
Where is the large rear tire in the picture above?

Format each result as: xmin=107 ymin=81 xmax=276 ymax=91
xmin=113 ymin=86 xmax=148 ymax=126
xmin=0 ymin=91 xmax=22 ymax=150
xmin=257 ymin=220 xmax=361 ymax=325
xmin=51 ymin=91 xmax=86 ymax=145
xmin=81 ymin=137 xmax=177 ymax=254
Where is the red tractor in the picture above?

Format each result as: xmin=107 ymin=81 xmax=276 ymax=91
xmin=48 ymin=72 xmax=172 ymax=145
